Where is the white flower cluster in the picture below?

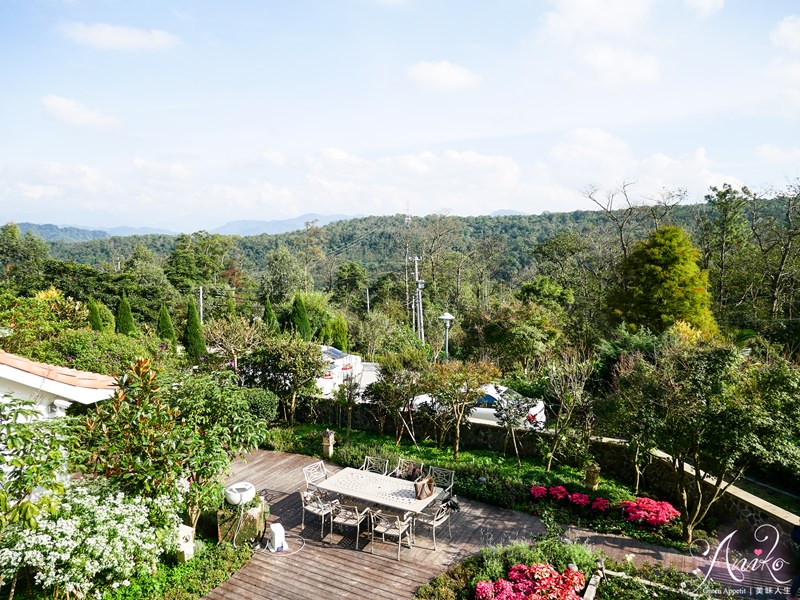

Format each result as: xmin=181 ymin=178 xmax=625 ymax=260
xmin=0 ymin=479 xmax=179 ymax=598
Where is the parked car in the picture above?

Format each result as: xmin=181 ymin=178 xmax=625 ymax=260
xmin=411 ymin=384 xmax=546 ymax=430
xmin=471 ymin=384 xmax=546 ymax=429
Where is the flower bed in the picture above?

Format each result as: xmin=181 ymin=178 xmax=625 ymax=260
xmin=528 ymin=484 xmax=684 ymax=547
xmin=475 ymin=562 xmax=586 ymax=600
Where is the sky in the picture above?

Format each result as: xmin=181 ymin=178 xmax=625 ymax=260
xmin=2 ymin=0 xmax=800 ymax=233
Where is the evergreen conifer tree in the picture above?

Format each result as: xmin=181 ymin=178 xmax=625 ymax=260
xmin=115 ymin=293 xmax=136 ymax=335
xmin=262 ymin=298 xmax=280 ymax=335
xmin=87 ymin=298 xmax=103 ymax=331
xmin=291 ymin=295 xmax=312 ymax=341
xmin=183 ymin=297 xmax=207 ymax=361
xmin=607 ymin=225 xmax=718 ymax=335
xmin=329 ymin=314 xmax=349 ymax=352
xmin=156 ymin=304 xmax=178 ymax=349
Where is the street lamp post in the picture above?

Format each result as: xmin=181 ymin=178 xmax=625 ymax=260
xmin=438 ymin=312 xmax=455 ymax=360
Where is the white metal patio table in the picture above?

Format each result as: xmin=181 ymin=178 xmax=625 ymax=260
xmin=315 ymin=467 xmax=442 ymax=514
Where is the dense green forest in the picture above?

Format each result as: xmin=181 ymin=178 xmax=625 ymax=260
xmin=2 ymin=181 xmax=800 ymax=580
xmin=29 ymin=182 xmax=800 ymax=350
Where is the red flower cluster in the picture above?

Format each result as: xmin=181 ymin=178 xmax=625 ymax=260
xmin=530 ymin=485 xmax=548 ymax=499
xmin=619 ymin=497 xmax=680 ymax=527
xmin=475 ymin=562 xmax=585 ymax=600
xmin=529 ymin=485 xmax=610 ymax=512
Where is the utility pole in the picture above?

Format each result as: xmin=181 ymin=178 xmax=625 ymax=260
xmin=413 ymin=256 xmax=425 ymax=343
xmin=199 ymin=286 xmax=204 ymax=323
xmin=405 ymin=243 xmax=412 ymax=327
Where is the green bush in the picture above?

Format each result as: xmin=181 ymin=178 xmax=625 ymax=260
xmin=31 ymin=328 xmax=174 ymax=376
xmin=244 ymin=388 xmax=280 ymax=422
xmin=101 ymin=541 xmax=251 ymax=600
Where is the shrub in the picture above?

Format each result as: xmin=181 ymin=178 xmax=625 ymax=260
xmin=474 ymin=562 xmax=585 ymax=600
xmin=0 ymin=479 xmax=178 ymax=599
xmin=31 ymin=329 xmax=171 ymax=376
xmin=244 ymin=387 xmax=280 ymax=422
xmin=619 ymin=497 xmax=680 ymax=528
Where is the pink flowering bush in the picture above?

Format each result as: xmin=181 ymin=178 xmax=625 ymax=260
xmin=530 ymin=485 xmax=547 ymax=499
xmin=568 ymin=492 xmax=590 ymax=507
xmin=619 ymin=497 xmax=680 ymax=527
xmin=530 ymin=485 xmax=610 ymax=514
xmin=475 ymin=562 xmax=585 ymax=600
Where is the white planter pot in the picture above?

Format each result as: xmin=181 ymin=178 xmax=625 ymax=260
xmin=224 ymin=481 xmax=256 ymax=505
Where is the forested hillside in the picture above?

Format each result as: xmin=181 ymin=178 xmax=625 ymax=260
xmin=2 ymin=181 xmax=800 ymax=505
xmin=38 ymin=188 xmax=800 ymax=346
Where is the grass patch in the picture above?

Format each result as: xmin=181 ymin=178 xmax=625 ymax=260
xmin=100 ymin=540 xmax=252 ymax=600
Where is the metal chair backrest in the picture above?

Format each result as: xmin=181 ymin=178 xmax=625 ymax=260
xmin=360 ymin=455 xmax=389 ymax=475
xmin=392 ymin=458 xmax=424 ymax=479
xmin=427 ymin=466 xmax=455 ymax=493
xmin=303 ymin=460 xmax=328 ymax=489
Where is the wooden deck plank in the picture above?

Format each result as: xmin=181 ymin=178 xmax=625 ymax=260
xmin=204 ymin=450 xmax=544 ymax=600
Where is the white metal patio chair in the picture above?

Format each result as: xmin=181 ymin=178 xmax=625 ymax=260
xmin=369 ymin=509 xmax=414 ymax=561
xmin=359 ymin=455 xmax=389 ymax=475
xmin=300 ymin=489 xmax=337 ymax=541
xmin=427 ymin=465 xmax=455 ymax=499
xmin=331 ymin=503 xmax=370 ymax=550
xmin=390 ymin=458 xmax=424 ymax=480
xmin=414 ymin=498 xmax=455 ymax=550
xmin=303 ymin=460 xmax=329 ymax=492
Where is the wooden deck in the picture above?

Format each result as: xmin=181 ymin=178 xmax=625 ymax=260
xmin=204 ymin=450 xmax=545 ymax=600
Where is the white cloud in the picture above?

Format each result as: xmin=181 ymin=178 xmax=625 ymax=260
xmin=581 ymin=44 xmax=660 ymax=82
xmin=770 ymin=16 xmax=800 ymax=53
xmin=407 ymin=61 xmax=480 ymax=91
xmin=765 ymin=58 xmax=800 ymax=109
xmin=684 ymin=0 xmax=724 ymax=18
xmin=41 ymin=95 xmax=119 ymax=128
xmin=17 ymin=184 xmax=61 ymax=199
xmin=538 ymin=130 xmax=738 ymax=204
xmin=757 ymin=143 xmax=800 ymax=162
xmin=307 ymin=147 xmax=372 ymax=179
xmin=261 ymin=150 xmax=286 ymax=167
xmin=541 ymin=0 xmax=655 ymax=42
xmin=39 ymin=162 xmax=117 ymax=194
xmin=133 ymin=158 xmax=192 ymax=179
xmin=58 ymin=22 xmax=180 ymax=51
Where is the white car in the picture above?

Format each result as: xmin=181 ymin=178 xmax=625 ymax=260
xmin=411 ymin=384 xmax=546 ymax=430
xmin=471 ymin=384 xmax=546 ymax=429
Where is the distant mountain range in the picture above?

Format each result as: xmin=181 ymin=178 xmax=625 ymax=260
xmin=10 ymin=209 xmax=526 ymax=242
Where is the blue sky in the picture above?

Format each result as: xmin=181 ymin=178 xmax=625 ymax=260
xmin=1 ymin=0 xmax=800 ymax=232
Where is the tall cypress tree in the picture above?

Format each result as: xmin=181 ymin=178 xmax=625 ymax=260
xmin=291 ymin=295 xmax=312 ymax=341
xmin=183 ymin=297 xmax=206 ymax=361
xmin=115 ymin=293 xmax=136 ymax=335
xmin=156 ymin=304 xmax=178 ymax=349
xmin=87 ymin=298 xmax=103 ymax=331
xmin=262 ymin=298 xmax=279 ymax=335
xmin=329 ymin=314 xmax=349 ymax=352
